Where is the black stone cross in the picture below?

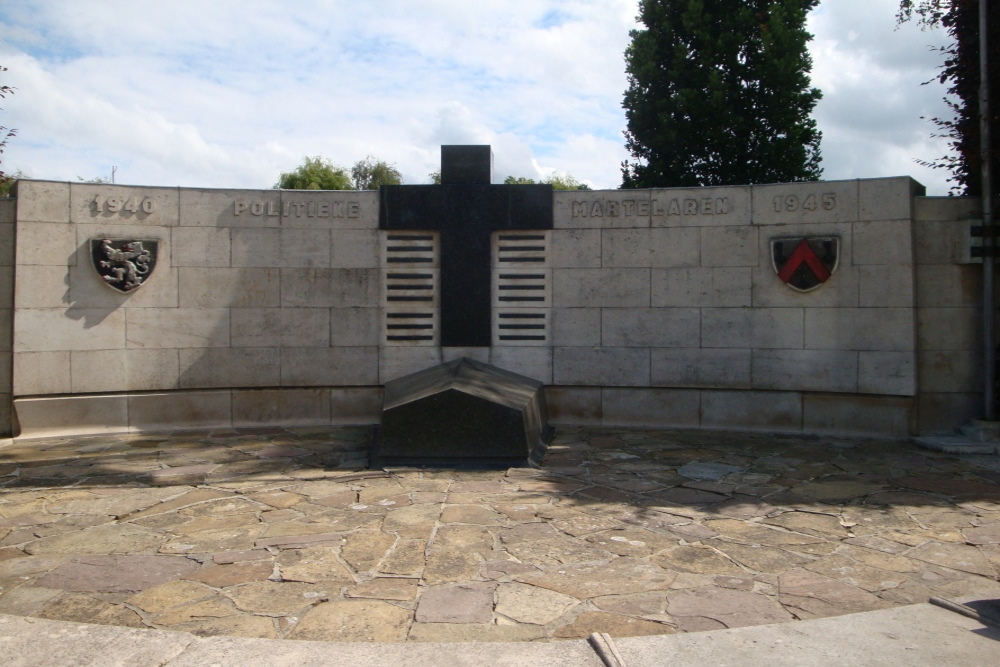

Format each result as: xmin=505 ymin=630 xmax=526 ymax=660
xmin=379 ymin=146 xmax=553 ymax=347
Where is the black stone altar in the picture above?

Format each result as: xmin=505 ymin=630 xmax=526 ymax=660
xmin=379 ymin=145 xmax=553 ymax=347
xmin=372 ymin=357 xmax=553 ymax=469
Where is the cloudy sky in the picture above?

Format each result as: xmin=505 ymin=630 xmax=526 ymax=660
xmin=0 ymin=0 xmax=954 ymax=193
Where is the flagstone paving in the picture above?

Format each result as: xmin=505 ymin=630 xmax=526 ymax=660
xmin=0 ymin=426 xmax=999 ymax=642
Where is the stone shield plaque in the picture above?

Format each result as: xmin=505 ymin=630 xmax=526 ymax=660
xmin=91 ymin=239 xmax=158 ymax=293
xmin=771 ymin=237 xmax=839 ymax=292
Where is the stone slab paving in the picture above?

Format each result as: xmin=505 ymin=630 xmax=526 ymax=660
xmin=0 ymin=426 xmax=998 ymax=643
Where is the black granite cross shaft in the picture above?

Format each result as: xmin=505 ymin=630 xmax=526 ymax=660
xmin=379 ymin=146 xmax=553 ymax=347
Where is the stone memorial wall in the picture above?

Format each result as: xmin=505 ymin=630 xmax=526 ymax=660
xmin=0 ymin=174 xmax=985 ymax=439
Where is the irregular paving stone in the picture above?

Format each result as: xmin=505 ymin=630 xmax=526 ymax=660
xmin=277 ymin=545 xmax=355 ymax=585
xmin=432 ymin=525 xmax=494 ymax=554
xmin=504 ymin=535 xmax=614 ymax=566
xmin=180 ymin=614 xmax=277 ymax=639
xmin=647 ymin=487 xmax=730 ymax=505
xmin=518 ymin=558 xmax=676 ymax=598
xmin=292 ymin=599 xmax=411 ymax=641
xmin=552 ymin=514 xmax=620 ymax=537
xmin=24 ymin=524 xmax=163 ymax=555
xmin=161 ymin=525 xmax=267 ymax=554
xmin=894 ymin=476 xmax=1000 ymax=499
xmin=185 ymin=561 xmax=274 ymax=588
xmin=963 ymin=522 xmax=1000 ymax=545
xmin=341 ymin=531 xmax=396 ymax=572
xmin=422 ymin=550 xmax=481 ymax=585
xmin=838 ymin=545 xmax=920 ymax=573
xmin=226 ymin=580 xmax=329 ymax=614
xmin=212 ymin=549 xmax=272 ymax=565
xmin=500 ymin=522 xmax=559 ymax=544
xmin=709 ymin=542 xmax=815 ymax=573
xmin=122 ymin=488 xmax=235 ymax=519
xmin=677 ymin=462 xmax=744 ymax=481
xmin=554 ymin=611 xmax=673 ymax=638
xmin=908 ymin=541 xmax=998 ymax=577
xmin=380 ymin=539 xmax=427 ymax=576
xmin=792 ymin=480 xmax=886 ymax=503
xmin=127 ymin=580 xmax=216 ymax=613
xmin=666 ymin=586 xmax=793 ymax=628
xmin=0 ymin=555 xmax=67 ymax=579
xmin=36 ymin=554 xmax=200 ymax=592
xmin=36 ymin=592 xmax=118 ymax=623
xmin=495 ymin=582 xmax=579 ymax=624
xmin=254 ymin=533 xmax=344 ymax=549
xmin=0 ymin=585 xmax=62 ymax=615
xmin=585 ymin=528 xmax=677 ymax=557
xmin=439 ymin=505 xmax=505 ymax=525
xmin=347 ymin=577 xmax=418 ymax=601
xmin=592 ymin=591 xmax=667 ymax=616
xmin=653 ymin=546 xmax=745 ymax=575
xmin=45 ymin=488 xmax=181 ymax=518
xmin=415 ymin=583 xmax=495 ymax=623
xmin=778 ymin=568 xmax=892 ymax=619
xmin=803 ymin=554 xmax=907 ymax=592
xmin=153 ymin=597 xmax=238 ymax=626
xmin=762 ymin=512 xmax=849 ymax=538
xmin=483 ymin=559 xmax=541 ymax=579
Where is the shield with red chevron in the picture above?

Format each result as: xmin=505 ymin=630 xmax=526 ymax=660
xmin=771 ymin=237 xmax=839 ymax=292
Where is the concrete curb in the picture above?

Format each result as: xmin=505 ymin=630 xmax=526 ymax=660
xmin=2 ymin=602 xmax=998 ymax=667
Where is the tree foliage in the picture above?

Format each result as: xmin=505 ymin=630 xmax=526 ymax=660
xmin=351 ymin=155 xmax=403 ymax=190
xmin=274 ymin=156 xmax=352 ymax=190
xmin=898 ymin=0 xmax=999 ymax=196
xmin=621 ymin=0 xmax=823 ymax=188
xmin=1 ymin=64 xmax=18 ymax=193
xmin=503 ymin=173 xmax=592 ymax=190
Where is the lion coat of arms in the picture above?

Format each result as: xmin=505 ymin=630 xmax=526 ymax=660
xmin=91 ymin=239 xmax=158 ymax=293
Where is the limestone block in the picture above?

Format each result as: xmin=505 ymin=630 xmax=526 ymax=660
xmin=804 ymin=308 xmax=915 ymax=352
xmin=125 ymin=348 xmax=181 ymax=391
xmin=281 ymin=229 xmax=330 ymax=268
xmin=701 ymin=226 xmax=759 ymax=267
xmin=917 ymin=392 xmax=980 ymax=434
xmin=550 ymin=308 xmax=601 ymax=346
xmin=852 ymin=220 xmax=913 ymax=265
xmin=281 ymin=268 xmax=379 ymax=308
xmin=545 ymin=386 xmax=602 ymax=425
xmin=552 ymin=268 xmax=650 ymax=308
xmin=178 ymin=347 xmax=281 ymax=388
xmin=752 ymin=180 xmax=858 ymax=225
xmin=554 ymin=190 xmax=651 ymax=229
xmin=70 ymin=184 xmax=179 ymax=226
xmin=652 ymin=267 xmax=751 ymax=307
xmin=858 ymin=351 xmax=916 ymax=395
xmin=15 ymin=307 xmax=126 ymax=352
xmin=68 ymin=263 xmax=179 ymax=309
xmin=701 ymin=390 xmax=802 ymax=432
xmin=178 ymin=267 xmax=280 ymax=308
xmin=278 ymin=190 xmax=378 ymax=229
xmin=651 ymin=348 xmax=751 ymax=388
xmin=701 ymin=307 xmax=804 ymax=349
xmin=858 ymin=265 xmax=914 ymax=308
xmin=281 ymin=346 xmax=379 ymax=386
xmin=230 ymin=308 xmax=329 ymax=347
xmin=602 ymin=387 xmax=700 ymax=427
xmin=915 ymin=196 xmax=980 ymax=222
xmin=916 ymin=264 xmax=979 ymax=308
xmin=858 ymin=177 xmax=922 ymax=221
xmin=0 ymin=220 xmax=14 ymax=266
xmin=489 ymin=346 xmax=553 ymax=383
xmin=128 ymin=391 xmax=233 ymax=432
xmin=70 ymin=349 xmax=128 ymax=393
xmin=649 ymin=186 xmax=752 ymax=227
xmin=803 ymin=394 xmax=913 ymax=437
xmin=751 ymin=264 xmax=858 ymax=308
xmin=378 ymin=346 xmax=442 ymax=383
xmin=331 ymin=307 xmax=380 ymax=346
xmin=441 ymin=346 xmax=489 ymax=363
xmin=14 ymin=181 xmax=70 ymax=223
xmin=126 ymin=308 xmax=230 ymax=349
xmin=232 ymin=388 xmax=331 ymax=427
xmin=14 ymin=394 xmax=128 ymax=438
xmin=331 ymin=387 xmax=382 ymax=425
xmin=330 ymin=230 xmax=379 ymax=268
xmin=0 ymin=199 xmax=14 ymax=223
xmin=231 ymin=228 xmax=281 ymax=267
xmin=171 ymin=227 xmax=231 ymax=267
xmin=553 ymin=347 xmax=650 ymax=386
xmin=602 ymin=308 xmax=700 ymax=347
xmin=918 ymin=350 xmax=980 ymax=393
xmin=751 ymin=349 xmax=858 ymax=393
xmin=13 ymin=351 xmax=71 ymax=394
xmin=602 ymin=228 xmax=700 ymax=268
xmin=917 ymin=307 xmax=979 ymax=351
xmin=550 ymin=229 xmax=601 ymax=267
xmin=914 ymin=219 xmax=972 ymax=265
xmin=16 ymin=265 xmax=70 ymax=308
xmin=180 ymin=188 xmax=278 ymax=227
xmin=16 ymin=222 xmax=77 ymax=266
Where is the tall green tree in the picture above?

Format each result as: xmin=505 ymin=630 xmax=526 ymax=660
xmin=898 ymin=0 xmax=999 ymax=196
xmin=621 ymin=0 xmax=823 ymax=188
xmin=274 ymin=156 xmax=352 ymax=190
xmin=503 ymin=173 xmax=592 ymax=190
xmin=351 ymin=155 xmax=403 ymax=190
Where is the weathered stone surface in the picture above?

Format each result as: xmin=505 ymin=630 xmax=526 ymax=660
xmin=127 ymin=580 xmax=216 ymax=613
xmin=36 ymin=555 xmax=200 ymax=592
xmin=551 ymin=514 xmax=620 ymax=536
xmin=161 ymin=525 xmax=266 ymax=554
xmin=46 ymin=487 xmax=182 ymax=518
xmin=292 ymin=599 xmax=411 ymax=641
xmin=908 ymin=541 xmax=998 ymax=577
xmin=554 ymin=611 xmax=672 ymax=638
xmin=154 ymin=597 xmax=238 ymax=625
xmin=422 ymin=550 xmax=482 ymax=585
xmin=36 ymin=592 xmax=118 ymax=622
xmin=347 ymin=577 xmax=418 ymax=601
xmin=504 ymin=534 xmax=614 ymax=566
xmin=495 ymin=582 xmax=579 ymax=624
xmin=792 ymin=480 xmax=886 ymax=503
xmin=181 ymin=614 xmax=277 ymax=638
xmin=341 ymin=531 xmax=395 ymax=572
xmin=225 ymin=580 xmax=328 ymax=614
xmin=380 ymin=539 xmax=427 ymax=576
xmin=407 ymin=622 xmax=547 ymax=642
xmin=439 ymin=505 xmax=505 ymax=525
xmin=652 ymin=546 xmax=744 ymax=575
xmin=964 ymin=522 xmax=1000 ymax=545
xmin=677 ymin=462 xmax=744 ymax=481
xmin=277 ymin=545 xmax=355 ymax=585
xmin=778 ymin=568 xmax=892 ymax=619
xmin=667 ymin=586 xmax=793 ymax=628
xmin=710 ymin=542 xmax=815 ymax=572
xmin=432 ymin=525 xmax=494 ymax=554
xmin=585 ymin=527 xmax=676 ymax=557
xmin=25 ymin=524 xmax=163 ymax=555
xmin=415 ymin=583 xmax=495 ymax=623
xmin=185 ymin=561 xmax=274 ymax=588
xmin=518 ymin=558 xmax=676 ymax=598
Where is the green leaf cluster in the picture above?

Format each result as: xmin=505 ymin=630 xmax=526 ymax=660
xmin=351 ymin=155 xmax=402 ymax=190
xmin=622 ymin=0 xmax=823 ymax=188
xmin=503 ymin=173 xmax=592 ymax=190
xmin=274 ymin=156 xmax=353 ymax=190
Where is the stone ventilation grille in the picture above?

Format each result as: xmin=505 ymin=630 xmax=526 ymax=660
xmin=492 ymin=231 xmax=551 ymax=346
xmin=382 ymin=232 xmax=439 ymax=346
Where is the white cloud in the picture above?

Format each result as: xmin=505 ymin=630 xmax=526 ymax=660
xmin=0 ymin=0 xmax=959 ymax=193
